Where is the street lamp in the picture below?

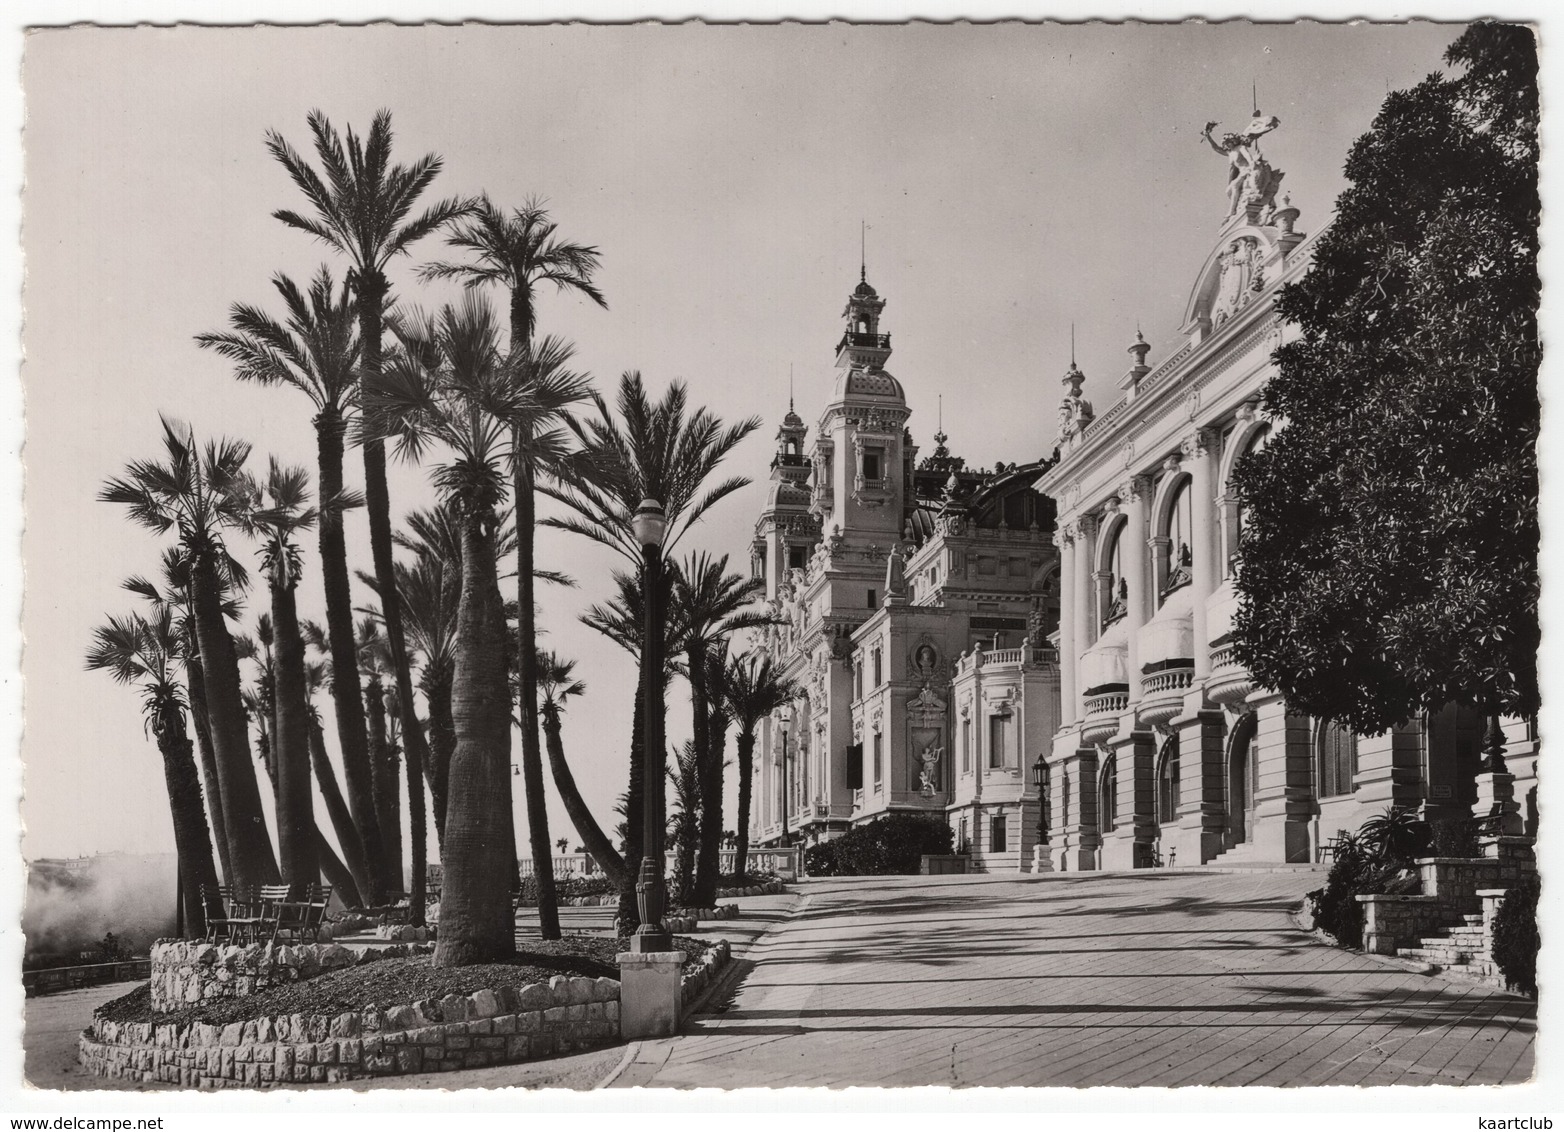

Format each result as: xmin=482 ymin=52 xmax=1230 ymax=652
xmin=777 ymin=704 xmax=793 ymax=849
xmin=630 ymin=499 xmax=670 ymax=954
xmin=1033 ymin=756 xmax=1050 ymax=844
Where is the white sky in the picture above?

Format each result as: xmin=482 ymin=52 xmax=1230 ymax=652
xmin=18 ymin=20 xmax=1466 ymax=866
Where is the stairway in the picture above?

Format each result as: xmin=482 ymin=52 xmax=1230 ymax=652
xmin=1205 ymin=838 xmax=1320 ymax=871
xmin=1397 ymin=914 xmax=1498 ymax=981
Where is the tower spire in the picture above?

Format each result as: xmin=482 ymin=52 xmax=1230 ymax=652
xmin=1070 ymin=323 xmax=1076 ymax=366
xmin=860 ymin=220 xmax=866 ymax=283
xmin=789 ymin=363 xmax=794 ymax=413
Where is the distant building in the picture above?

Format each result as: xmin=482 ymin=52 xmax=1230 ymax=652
xmin=747 ymin=270 xmax=1061 ymax=870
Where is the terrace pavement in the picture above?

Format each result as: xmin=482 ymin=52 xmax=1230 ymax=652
xmin=608 ymin=870 xmax=1536 ymax=1088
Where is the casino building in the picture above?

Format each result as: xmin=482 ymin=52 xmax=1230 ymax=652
xmin=746 ymin=270 xmax=1063 ymax=872
xmin=1033 ymin=113 xmax=1539 ymax=870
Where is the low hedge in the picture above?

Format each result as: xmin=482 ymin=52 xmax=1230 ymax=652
xmin=1306 ymin=834 xmax=1419 ymax=949
xmin=805 ymin=814 xmax=954 ymax=877
xmin=1491 ymin=872 xmax=1540 ymax=998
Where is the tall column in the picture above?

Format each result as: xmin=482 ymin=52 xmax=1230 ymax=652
xmin=1186 ymin=430 xmax=1220 ymax=678
xmin=1122 ymin=476 xmax=1151 ymax=705
xmin=1251 ymin=696 xmax=1315 ymax=863
xmin=1075 ymin=513 xmax=1098 ymax=657
xmin=1172 ymin=709 xmax=1226 ymax=866
xmin=1056 ymin=522 xmax=1077 ymax=727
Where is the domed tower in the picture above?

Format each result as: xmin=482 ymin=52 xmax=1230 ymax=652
xmin=753 ymin=399 xmax=819 ymax=600
xmin=815 ymin=269 xmax=911 ymax=541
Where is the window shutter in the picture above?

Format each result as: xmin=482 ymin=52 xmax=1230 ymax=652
xmin=846 ymin=742 xmax=864 ymax=790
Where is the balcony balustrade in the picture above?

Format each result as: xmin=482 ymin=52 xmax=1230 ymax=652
xmin=1136 ymin=664 xmax=1195 ymax=728
xmin=836 ymin=331 xmax=892 ymax=352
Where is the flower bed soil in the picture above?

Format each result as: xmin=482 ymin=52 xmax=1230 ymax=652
xmin=97 ymin=936 xmax=710 ymax=1029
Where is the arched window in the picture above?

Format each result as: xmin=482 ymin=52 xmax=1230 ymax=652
xmin=1317 ymin=720 xmax=1358 ymax=799
xmin=1157 ymin=734 xmax=1181 ymax=824
xmin=1102 ymin=523 xmax=1127 ymax=629
xmin=1160 ymin=479 xmax=1194 ymax=602
xmin=1099 ymin=756 xmax=1119 ymax=835
xmin=1230 ymin=425 xmax=1271 ymax=570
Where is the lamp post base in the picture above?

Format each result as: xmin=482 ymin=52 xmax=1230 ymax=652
xmin=617 ymin=949 xmax=684 ymax=1038
xmin=629 ymin=927 xmax=673 ymax=954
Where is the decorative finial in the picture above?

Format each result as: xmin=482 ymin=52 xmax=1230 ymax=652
xmin=789 ymin=363 xmax=794 ymax=413
xmin=1070 ymin=323 xmax=1076 ymax=366
xmin=860 ymin=220 xmax=866 ymax=283
xmin=1252 ymin=80 xmax=1258 ymax=116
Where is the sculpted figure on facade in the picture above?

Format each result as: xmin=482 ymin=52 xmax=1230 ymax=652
xmin=1202 ymin=112 xmax=1284 ymax=220
xmin=917 ymin=741 xmax=943 ymax=797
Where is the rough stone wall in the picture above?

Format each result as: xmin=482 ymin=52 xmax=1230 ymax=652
xmin=80 ymin=974 xmax=620 ymax=1089
xmin=1358 ymin=894 xmax=1446 ymax=955
xmin=149 ymin=940 xmax=433 ymax=1014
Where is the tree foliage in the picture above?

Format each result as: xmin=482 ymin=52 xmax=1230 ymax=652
xmin=1232 ymin=23 xmax=1539 ymax=735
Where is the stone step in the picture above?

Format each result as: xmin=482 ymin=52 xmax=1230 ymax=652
xmin=1463 ymin=914 xmax=1484 ymax=925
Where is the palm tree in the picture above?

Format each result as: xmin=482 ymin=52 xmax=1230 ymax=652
xmin=196 ymin=266 xmax=387 ymax=903
xmin=420 ymin=204 xmax=606 ymax=933
xmin=536 ymin=649 xmax=625 ymax=887
xmin=243 ymin=459 xmax=324 ymax=891
xmin=86 ymin=608 xmax=223 ymax=937
xmin=368 ymin=294 xmax=527 ymax=966
xmin=673 ymin=555 xmax=769 ymax=906
xmin=546 ymin=373 xmax=759 ymax=932
xmin=579 ymin=565 xmax=687 ymax=926
xmin=123 ymin=549 xmax=238 ymax=885
xmin=352 ymin=614 xmax=404 ymax=896
xmin=724 ymin=652 xmax=800 ymax=881
xmin=267 ymin=109 xmax=470 ymax=911
xmin=101 ymin=418 xmax=279 ymax=889
xmin=668 ymin=741 xmax=701 ymax=902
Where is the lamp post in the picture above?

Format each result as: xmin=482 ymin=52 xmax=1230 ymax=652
xmin=631 ymin=499 xmax=670 ymax=954
xmin=778 ymin=704 xmax=793 ymax=849
xmin=1033 ymin=756 xmax=1050 ymax=843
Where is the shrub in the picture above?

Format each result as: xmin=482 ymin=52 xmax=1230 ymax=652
xmin=804 ymin=841 xmax=840 ymax=877
xmin=560 ymin=875 xmax=616 ymax=899
xmin=1428 ymin=817 xmax=1480 ymax=859
xmin=1306 ymin=833 xmax=1420 ymax=949
xmin=1358 ymin=805 xmax=1431 ymax=867
xmin=830 ymin=814 xmax=955 ymax=876
xmin=1491 ymin=872 xmax=1540 ymax=998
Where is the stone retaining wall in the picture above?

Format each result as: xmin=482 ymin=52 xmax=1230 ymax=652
xmin=149 ymin=941 xmax=435 ymax=1014
xmin=1358 ymin=894 xmax=1447 ymax=955
xmin=716 ymin=880 xmax=787 ymax=898
xmin=679 ymin=939 xmax=732 ymax=1019
xmin=80 ymin=974 xmax=621 ymax=1089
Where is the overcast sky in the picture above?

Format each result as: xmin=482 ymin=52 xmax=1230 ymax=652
xmin=20 ymin=20 xmax=1464 ymax=865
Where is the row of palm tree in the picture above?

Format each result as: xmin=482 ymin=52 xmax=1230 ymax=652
xmin=88 ymin=107 xmax=802 ymax=969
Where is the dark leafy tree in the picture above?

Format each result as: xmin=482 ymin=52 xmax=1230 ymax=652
xmin=1232 ymin=23 xmax=1539 ymax=736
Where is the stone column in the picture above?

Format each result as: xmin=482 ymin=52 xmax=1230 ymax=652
xmin=1250 ymin=695 xmax=1315 ymax=863
xmin=1102 ymin=732 xmax=1156 ymax=869
xmin=1172 ymin=709 xmax=1227 ymax=866
xmin=1075 ymin=513 xmax=1099 ymax=655
xmin=1122 ymin=477 xmax=1151 ymax=706
xmin=1055 ymin=745 xmax=1100 ymax=871
xmin=1356 ymin=720 xmax=1423 ymax=813
xmin=1186 ymin=430 xmax=1220 ymax=678
xmin=1056 ymin=523 xmax=1077 ymax=727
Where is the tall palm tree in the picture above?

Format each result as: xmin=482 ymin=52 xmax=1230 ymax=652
xmin=668 ymin=741 xmax=701 ymax=902
xmin=123 ymin=549 xmax=239 ymax=885
xmin=298 ymin=621 xmax=373 ymax=903
xmin=244 ymin=459 xmax=324 ymax=891
xmin=421 ymin=204 xmax=605 ymax=931
xmin=352 ymin=614 xmax=404 ymax=896
xmin=536 ymin=649 xmax=624 ymax=887
xmin=86 ymin=608 xmax=223 ymax=937
xmin=368 ymin=294 xmax=527 ymax=966
xmin=101 ymin=418 xmax=279 ymax=889
xmin=267 ymin=109 xmax=470 ymax=910
xmin=196 ymin=266 xmax=387 ymax=903
xmin=724 ymin=652 xmax=800 ymax=881
xmin=546 ymin=373 xmax=759 ymax=931
xmin=672 ymin=556 xmax=769 ymax=906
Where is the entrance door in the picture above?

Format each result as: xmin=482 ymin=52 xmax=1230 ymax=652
xmin=1225 ymin=715 xmax=1257 ymax=850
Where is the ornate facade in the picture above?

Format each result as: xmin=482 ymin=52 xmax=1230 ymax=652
xmin=747 ymin=272 xmax=1062 ymax=871
xmin=1034 ymin=114 xmax=1539 ymax=870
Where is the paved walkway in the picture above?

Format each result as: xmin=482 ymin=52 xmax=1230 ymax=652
xmin=611 ymin=871 xmax=1536 ymax=1088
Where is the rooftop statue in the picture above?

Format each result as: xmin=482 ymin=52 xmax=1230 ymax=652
xmin=1202 ymin=112 xmax=1284 ymax=220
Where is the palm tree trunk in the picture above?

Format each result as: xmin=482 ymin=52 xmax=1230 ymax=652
xmin=421 ymin=663 xmax=454 ymax=847
xmin=365 ymin=679 xmax=401 ymax=892
xmin=356 ymin=269 xmax=427 ymax=921
xmin=689 ymin=642 xmax=722 ymax=906
xmin=152 ymin=696 xmax=221 ymax=938
xmin=542 ymin=700 xmax=625 ymax=887
xmin=190 ymin=552 xmax=279 ymax=889
xmin=308 ymin=715 xmax=372 ymax=904
xmin=699 ymin=710 xmax=730 ymax=896
xmin=312 ymin=824 xmax=361 ymax=909
xmin=675 ymin=755 xmax=697 ymax=899
xmin=617 ymin=657 xmax=646 ymax=933
xmin=514 ymin=460 xmax=560 ymax=939
xmin=183 ymin=646 xmax=231 ymax=885
xmin=433 ymin=509 xmax=518 ymax=967
xmin=313 ymin=409 xmax=385 ymax=904
xmin=271 ymin=579 xmax=318 ymax=892
xmin=735 ymin=726 xmax=756 ymax=882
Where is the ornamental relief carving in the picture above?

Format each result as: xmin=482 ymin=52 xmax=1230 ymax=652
xmin=907 ymin=636 xmax=947 ymax=687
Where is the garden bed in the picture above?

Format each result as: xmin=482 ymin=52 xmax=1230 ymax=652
xmin=103 ymin=936 xmax=710 ymax=1029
